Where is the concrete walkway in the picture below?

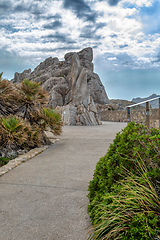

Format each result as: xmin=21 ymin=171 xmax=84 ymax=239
xmin=0 ymin=122 xmax=127 ymax=240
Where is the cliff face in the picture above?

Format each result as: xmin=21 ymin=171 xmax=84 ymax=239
xmin=12 ymin=47 xmax=109 ymax=125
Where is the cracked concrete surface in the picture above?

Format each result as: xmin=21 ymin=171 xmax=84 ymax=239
xmin=0 ymin=122 xmax=127 ymax=240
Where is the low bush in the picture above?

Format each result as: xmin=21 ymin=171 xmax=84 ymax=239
xmin=88 ymin=122 xmax=160 ymax=239
xmin=41 ymin=107 xmax=63 ymax=136
xmin=0 ymin=75 xmax=63 ymax=159
xmin=0 ymin=157 xmax=10 ymax=167
xmin=88 ymin=164 xmax=160 ymax=240
xmin=0 ymin=115 xmax=41 ymax=158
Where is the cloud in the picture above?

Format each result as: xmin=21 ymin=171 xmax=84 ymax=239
xmin=45 ymin=13 xmax=62 ymax=20
xmin=14 ymin=4 xmax=31 ymax=12
xmin=119 ymin=44 xmax=128 ymax=48
xmin=140 ymin=1 xmax=160 ymax=35
xmin=95 ymin=22 xmax=107 ymax=30
xmin=63 ymin=0 xmax=97 ymax=22
xmin=0 ymin=1 xmax=11 ymax=10
xmin=43 ymin=20 xmax=62 ymax=29
xmin=44 ymin=32 xmax=76 ymax=44
xmin=107 ymin=0 xmax=121 ymax=6
xmin=1 ymin=0 xmax=160 ymax=83
xmin=0 ymin=0 xmax=12 ymax=15
xmin=79 ymin=25 xmax=102 ymax=40
xmin=137 ymin=57 xmax=151 ymax=63
xmin=63 ymin=0 xmax=90 ymax=12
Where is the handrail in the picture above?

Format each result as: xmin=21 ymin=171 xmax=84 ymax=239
xmin=126 ymin=96 xmax=160 ymax=108
xmin=126 ymin=97 xmax=160 ymax=128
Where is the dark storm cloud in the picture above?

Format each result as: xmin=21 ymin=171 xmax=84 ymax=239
xmin=0 ymin=1 xmax=44 ymax=17
xmin=43 ymin=20 xmax=62 ymax=29
xmin=44 ymin=32 xmax=76 ymax=44
xmin=99 ymin=0 xmax=121 ymax=6
xmin=0 ymin=1 xmax=11 ymax=11
xmin=107 ymin=0 xmax=121 ymax=6
xmin=0 ymin=0 xmax=12 ymax=15
xmin=63 ymin=0 xmax=97 ymax=22
xmin=14 ymin=4 xmax=30 ymax=12
xmin=63 ymin=0 xmax=90 ymax=12
xmin=12 ymin=2 xmax=44 ymax=17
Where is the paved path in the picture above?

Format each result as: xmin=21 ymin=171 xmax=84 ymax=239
xmin=0 ymin=122 xmax=127 ymax=240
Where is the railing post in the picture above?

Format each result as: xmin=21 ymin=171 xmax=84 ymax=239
xmin=159 ymin=98 xmax=160 ymax=128
xmin=127 ymin=107 xmax=131 ymax=123
xmin=146 ymin=101 xmax=150 ymax=128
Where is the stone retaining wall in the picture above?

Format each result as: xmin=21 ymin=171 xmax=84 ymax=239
xmin=100 ymin=109 xmax=159 ymax=128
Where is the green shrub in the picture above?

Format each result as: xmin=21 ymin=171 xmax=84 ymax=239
xmin=0 ymin=115 xmax=40 ymax=150
xmin=88 ymin=165 xmax=160 ymax=240
xmin=0 ymin=157 xmax=9 ymax=167
xmin=87 ymin=122 xmax=160 ymax=239
xmin=88 ymin=122 xmax=160 ymax=205
xmin=41 ymin=107 xmax=63 ymax=136
xmin=0 ymin=77 xmax=63 ymax=158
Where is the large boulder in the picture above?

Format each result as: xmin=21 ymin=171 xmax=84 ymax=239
xmin=12 ymin=47 xmax=109 ymax=125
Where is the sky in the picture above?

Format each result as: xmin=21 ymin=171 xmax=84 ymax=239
xmin=0 ymin=0 xmax=160 ymax=100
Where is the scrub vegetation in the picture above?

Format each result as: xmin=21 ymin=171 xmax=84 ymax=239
xmin=0 ymin=73 xmax=63 ymax=163
xmin=88 ymin=122 xmax=160 ymax=240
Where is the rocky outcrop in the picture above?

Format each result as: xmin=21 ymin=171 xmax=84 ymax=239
xmin=12 ymin=47 xmax=109 ymax=125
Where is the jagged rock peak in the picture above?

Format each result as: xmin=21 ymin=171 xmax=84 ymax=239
xmin=12 ymin=47 xmax=109 ymax=125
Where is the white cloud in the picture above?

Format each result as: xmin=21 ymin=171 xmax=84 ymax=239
xmin=137 ymin=57 xmax=151 ymax=63
xmin=108 ymin=57 xmax=117 ymax=61
xmin=0 ymin=0 xmax=160 ymax=74
xmin=121 ymin=0 xmax=153 ymax=7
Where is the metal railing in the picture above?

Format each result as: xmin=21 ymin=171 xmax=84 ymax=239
xmin=126 ymin=97 xmax=160 ymax=128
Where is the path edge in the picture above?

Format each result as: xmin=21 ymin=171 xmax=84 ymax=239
xmin=0 ymin=139 xmax=59 ymax=177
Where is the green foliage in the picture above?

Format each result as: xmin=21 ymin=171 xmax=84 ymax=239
xmin=88 ymin=122 xmax=160 ymax=205
xmin=0 ymin=77 xmax=63 ymax=159
xmin=0 ymin=157 xmax=9 ymax=167
xmin=15 ymin=79 xmax=49 ymax=126
xmin=88 ymin=166 xmax=160 ymax=240
xmin=88 ymin=122 xmax=160 ymax=239
xmin=123 ymin=212 xmax=159 ymax=240
xmin=0 ymin=72 xmax=17 ymax=116
xmin=16 ymin=79 xmax=48 ymax=104
xmin=41 ymin=108 xmax=63 ymax=136
xmin=0 ymin=115 xmax=40 ymax=149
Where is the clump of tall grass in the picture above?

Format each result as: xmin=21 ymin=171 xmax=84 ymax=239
xmin=87 ymin=122 xmax=160 ymax=240
xmin=88 ymin=159 xmax=160 ymax=240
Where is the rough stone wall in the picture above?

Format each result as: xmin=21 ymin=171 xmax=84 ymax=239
xmin=100 ymin=109 xmax=159 ymax=128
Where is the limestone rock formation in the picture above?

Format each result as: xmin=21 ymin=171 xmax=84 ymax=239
xmin=12 ymin=47 xmax=109 ymax=125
